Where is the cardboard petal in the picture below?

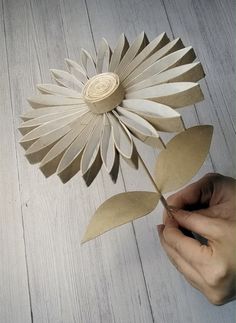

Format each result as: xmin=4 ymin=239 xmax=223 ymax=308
xmin=119 ymin=32 xmax=169 ymax=81
xmin=126 ymin=62 xmax=205 ymax=92
xmin=19 ymin=111 xmax=85 ymax=143
xmin=124 ymin=46 xmax=196 ymax=87
xmin=100 ymin=114 xmax=116 ymax=173
xmin=109 ymin=33 xmax=129 ymax=72
xmin=154 ymin=125 xmax=213 ymax=193
xmin=27 ymin=94 xmax=83 ymax=108
xmin=122 ymin=38 xmax=184 ymax=86
xmin=50 ymin=69 xmax=83 ymax=91
xmin=115 ymin=31 xmax=149 ymax=75
xmin=80 ymin=49 xmax=96 ymax=78
xmin=126 ymin=82 xmax=204 ymax=108
xmin=82 ymin=191 xmax=160 ymax=242
xmin=65 ymin=58 xmax=88 ymax=84
xmin=37 ymin=84 xmax=81 ymax=98
xmin=20 ymin=105 xmax=86 ymax=121
xmin=108 ymin=113 xmax=133 ymax=159
xmin=56 ymin=116 xmax=97 ymax=182
xmin=81 ymin=116 xmax=103 ymax=176
xmin=115 ymin=107 xmax=164 ymax=149
xmin=121 ymin=99 xmax=184 ymax=132
xmin=96 ymin=38 xmax=111 ymax=74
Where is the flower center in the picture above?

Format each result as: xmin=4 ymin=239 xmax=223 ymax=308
xmin=82 ymin=72 xmax=124 ymax=114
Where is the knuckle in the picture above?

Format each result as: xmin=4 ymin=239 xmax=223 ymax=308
xmin=204 ymin=262 xmax=228 ymax=287
xmin=206 ymin=291 xmax=225 ymax=306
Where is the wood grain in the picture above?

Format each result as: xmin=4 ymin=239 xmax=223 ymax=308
xmin=1 ymin=0 xmax=235 ymax=322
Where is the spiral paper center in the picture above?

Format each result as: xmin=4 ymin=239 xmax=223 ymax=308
xmin=82 ymin=73 xmax=124 ymax=114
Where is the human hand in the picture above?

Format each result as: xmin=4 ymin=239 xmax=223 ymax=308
xmin=157 ymin=173 xmax=236 ymax=305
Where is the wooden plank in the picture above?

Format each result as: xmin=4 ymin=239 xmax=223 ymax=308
xmin=0 ymin=1 xmax=32 ymax=322
xmin=4 ymin=0 xmax=154 ymax=322
xmin=85 ymin=0 xmax=236 ymax=322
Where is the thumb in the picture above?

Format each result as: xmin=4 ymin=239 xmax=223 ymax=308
xmin=172 ymin=208 xmax=218 ymax=240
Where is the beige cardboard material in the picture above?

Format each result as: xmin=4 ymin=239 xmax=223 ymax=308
xmin=18 ymin=32 xmax=212 ymax=241
xmin=154 ymin=125 xmax=213 ymax=193
xmin=82 ymin=191 xmax=160 ymax=243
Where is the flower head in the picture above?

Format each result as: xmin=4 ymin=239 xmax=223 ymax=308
xmin=19 ymin=32 xmax=205 ymax=185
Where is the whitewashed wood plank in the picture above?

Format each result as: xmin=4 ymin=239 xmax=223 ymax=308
xmin=4 ymin=0 xmax=154 ymax=322
xmin=0 ymin=2 xmax=32 ymax=322
xmin=86 ymin=0 xmax=236 ymax=322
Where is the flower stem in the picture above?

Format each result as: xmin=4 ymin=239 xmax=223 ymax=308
xmin=138 ymin=155 xmax=173 ymax=217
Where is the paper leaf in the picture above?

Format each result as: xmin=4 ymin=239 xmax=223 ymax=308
xmin=82 ymin=191 xmax=160 ymax=242
xmin=154 ymin=125 xmax=213 ymax=193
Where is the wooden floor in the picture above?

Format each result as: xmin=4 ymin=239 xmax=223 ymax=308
xmin=0 ymin=0 xmax=235 ymax=322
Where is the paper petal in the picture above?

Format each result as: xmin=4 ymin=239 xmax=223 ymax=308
xmin=27 ymin=94 xmax=83 ymax=108
xmin=108 ymin=113 xmax=133 ymax=159
xmin=20 ymin=105 xmax=86 ymax=121
xmin=96 ymin=38 xmax=111 ymax=74
xmin=124 ymin=46 xmax=196 ymax=87
xmin=37 ymin=84 xmax=81 ymax=98
xmin=65 ymin=59 xmax=88 ymax=84
xmin=100 ymin=114 xmax=116 ymax=173
xmin=56 ymin=116 xmax=97 ymax=183
xmin=82 ymin=191 xmax=160 ymax=242
xmin=115 ymin=31 xmax=149 ymax=75
xmin=126 ymin=82 xmax=204 ymax=108
xmin=126 ymin=62 xmax=205 ymax=92
xmin=122 ymin=99 xmax=185 ymax=132
xmin=115 ymin=107 xmax=164 ymax=149
xmin=119 ymin=32 xmax=169 ymax=81
xmin=80 ymin=49 xmax=96 ymax=78
xmin=50 ymin=69 xmax=84 ymax=91
xmin=123 ymin=38 xmax=184 ymax=86
xmin=109 ymin=34 xmax=129 ymax=72
xmin=154 ymin=125 xmax=213 ymax=193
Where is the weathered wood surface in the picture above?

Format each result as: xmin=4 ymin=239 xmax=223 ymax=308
xmin=0 ymin=0 xmax=235 ymax=322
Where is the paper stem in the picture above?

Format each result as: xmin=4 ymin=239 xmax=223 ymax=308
xmin=138 ymin=155 xmax=173 ymax=217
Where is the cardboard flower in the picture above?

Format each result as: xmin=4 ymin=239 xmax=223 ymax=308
xmin=19 ymin=32 xmax=213 ymax=242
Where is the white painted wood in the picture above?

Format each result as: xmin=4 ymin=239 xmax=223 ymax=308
xmin=1 ymin=0 xmax=235 ymax=322
xmin=0 ymin=2 xmax=32 ymax=322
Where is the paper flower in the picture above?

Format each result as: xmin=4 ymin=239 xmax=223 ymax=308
xmin=19 ymin=32 xmax=213 ymax=242
xmin=19 ymin=32 xmax=205 ymax=186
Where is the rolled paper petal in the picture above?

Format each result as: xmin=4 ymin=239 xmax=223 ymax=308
xmin=37 ymin=84 xmax=82 ymax=97
xmin=115 ymin=31 xmax=149 ymax=75
xmin=96 ymin=38 xmax=111 ymax=74
xmin=115 ymin=107 xmax=164 ymax=149
xmin=108 ymin=112 xmax=133 ymax=159
xmin=126 ymin=62 xmax=205 ymax=92
xmin=122 ymin=99 xmax=184 ymax=132
xmin=100 ymin=114 xmax=116 ymax=173
xmin=109 ymin=33 xmax=129 ymax=72
xmin=50 ymin=69 xmax=84 ymax=91
xmin=123 ymin=46 xmax=196 ymax=87
xmin=27 ymin=94 xmax=83 ymax=108
xmin=122 ymin=38 xmax=184 ymax=86
xmin=126 ymin=82 xmax=204 ymax=108
xmin=80 ymin=48 xmax=97 ymax=78
xmin=119 ymin=32 xmax=169 ymax=81
xmin=65 ymin=58 xmax=88 ymax=84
